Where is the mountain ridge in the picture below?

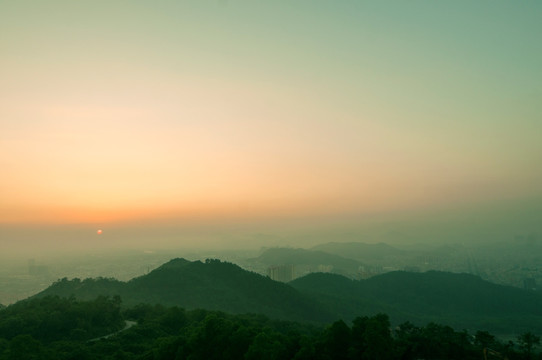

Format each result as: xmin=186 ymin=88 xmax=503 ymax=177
xmin=36 ymin=258 xmax=334 ymax=323
xmin=290 ymin=270 xmax=542 ymax=333
xmin=33 ymin=258 xmax=542 ymax=333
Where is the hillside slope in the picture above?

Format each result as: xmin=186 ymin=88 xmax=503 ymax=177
xmin=290 ymin=270 xmax=542 ymax=333
xmin=37 ymin=258 xmax=334 ymax=323
xmin=36 ymin=259 xmax=542 ymax=334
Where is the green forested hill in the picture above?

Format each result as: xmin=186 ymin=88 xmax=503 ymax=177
xmin=35 ymin=259 xmax=542 ymax=334
xmin=289 ymin=270 xmax=542 ymax=334
xmin=36 ymin=258 xmax=334 ymax=323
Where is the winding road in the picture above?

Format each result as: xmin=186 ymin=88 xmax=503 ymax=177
xmin=88 ymin=320 xmax=137 ymax=342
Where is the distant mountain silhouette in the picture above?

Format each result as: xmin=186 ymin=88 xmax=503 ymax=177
xmin=290 ymin=270 xmax=542 ymax=333
xmin=310 ymin=242 xmax=404 ymax=262
xmin=254 ymin=247 xmax=364 ymax=278
xmin=36 ymin=258 xmax=334 ymax=323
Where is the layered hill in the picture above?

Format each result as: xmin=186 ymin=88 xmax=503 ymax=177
xmin=34 ymin=258 xmax=542 ymax=333
xmin=36 ymin=258 xmax=334 ymax=323
xmin=290 ymin=270 xmax=542 ymax=334
xmin=310 ymin=242 xmax=404 ymax=263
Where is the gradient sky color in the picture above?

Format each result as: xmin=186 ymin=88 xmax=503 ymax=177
xmin=1 ymin=1 xmax=541 ymax=252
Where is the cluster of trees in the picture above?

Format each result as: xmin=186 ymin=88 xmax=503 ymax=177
xmin=37 ymin=259 xmax=542 ymax=336
xmin=0 ymin=296 xmax=540 ymax=360
xmin=0 ymin=295 xmax=123 ymax=343
xmin=290 ymin=271 xmax=542 ymax=334
xmin=39 ymin=259 xmax=333 ymax=323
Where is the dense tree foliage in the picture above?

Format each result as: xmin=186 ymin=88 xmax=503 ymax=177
xmin=37 ymin=259 xmax=334 ymax=323
xmin=290 ymin=270 xmax=542 ymax=333
xmin=0 ymin=296 xmax=540 ymax=359
xmin=35 ymin=259 xmax=542 ymax=336
xmin=11 ymin=259 xmax=542 ymax=358
xmin=0 ymin=295 xmax=123 ymax=343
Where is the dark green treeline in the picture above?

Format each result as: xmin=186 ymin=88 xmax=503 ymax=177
xmin=0 ymin=296 xmax=540 ymax=360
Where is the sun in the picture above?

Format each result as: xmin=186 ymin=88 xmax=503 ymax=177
xmin=97 ymin=229 xmax=103 ymax=235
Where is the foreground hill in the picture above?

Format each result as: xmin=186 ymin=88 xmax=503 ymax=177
xmin=3 ymin=296 xmax=527 ymax=360
xmin=36 ymin=258 xmax=334 ymax=323
xmin=35 ymin=258 xmax=542 ymax=333
xmin=290 ymin=270 xmax=542 ymax=334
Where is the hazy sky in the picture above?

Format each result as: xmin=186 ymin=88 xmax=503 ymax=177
xmin=1 ymin=1 xmax=541 ymax=253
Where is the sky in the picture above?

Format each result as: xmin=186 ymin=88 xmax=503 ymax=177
xmin=1 ymin=1 xmax=541 ymax=255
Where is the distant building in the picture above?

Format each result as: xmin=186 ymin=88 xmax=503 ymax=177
xmin=317 ymin=264 xmax=333 ymax=273
xmin=267 ymin=265 xmax=295 ymax=282
xmin=358 ymin=265 xmax=382 ymax=280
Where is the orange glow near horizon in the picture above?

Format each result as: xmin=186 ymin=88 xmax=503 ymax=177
xmin=1 ymin=2 xmax=541 ymax=232
xmin=2 ymin=176 xmax=515 ymax=226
